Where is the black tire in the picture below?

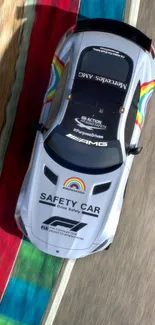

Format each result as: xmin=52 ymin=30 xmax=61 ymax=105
xmin=123 ymin=181 xmax=128 ymax=199
xmin=105 ymin=244 xmax=111 ymax=250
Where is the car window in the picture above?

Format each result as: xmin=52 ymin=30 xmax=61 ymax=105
xmin=80 ymin=46 xmax=130 ymax=83
xmin=44 ymin=126 xmax=123 ymax=173
xmin=125 ymin=82 xmax=140 ymax=148
xmin=46 ymin=63 xmax=69 ymax=129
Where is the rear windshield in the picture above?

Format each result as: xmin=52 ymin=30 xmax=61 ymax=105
xmin=79 ymin=46 xmax=130 ymax=83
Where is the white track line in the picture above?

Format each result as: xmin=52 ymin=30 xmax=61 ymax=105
xmin=45 ymin=259 xmax=75 ymax=325
xmin=128 ymin=0 xmax=141 ymax=26
xmin=44 ymin=1 xmax=142 ymax=324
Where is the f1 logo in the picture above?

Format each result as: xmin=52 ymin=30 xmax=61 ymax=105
xmin=43 ymin=216 xmax=87 ymax=232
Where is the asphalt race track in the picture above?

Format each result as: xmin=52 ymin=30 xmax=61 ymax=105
xmin=50 ymin=1 xmax=155 ymax=324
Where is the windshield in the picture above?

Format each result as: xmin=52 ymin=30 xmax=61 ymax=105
xmin=44 ymin=47 xmax=133 ymax=173
xmin=44 ymin=126 xmax=123 ymax=173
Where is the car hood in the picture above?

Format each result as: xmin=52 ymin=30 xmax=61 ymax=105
xmin=30 ymin=147 xmax=123 ymax=252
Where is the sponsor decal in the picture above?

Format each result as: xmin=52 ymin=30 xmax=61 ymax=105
xmin=74 ymin=116 xmax=107 ymax=131
xmin=78 ymin=72 xmax=94 ymax=80
xmin=93 ymin=47 xmax=125 ymax=59
xmin=66 ymin=134 xmax=107 ymax=147
xmin=78 ymin=72 xmax=127 ymax=90
xmin=39 ymin=193 xmax=100 ymax=217
xmin=63 ymin=177 xmax=86 ymax=194
xmin=73 ymin=128 xmax=104 ymax=139
xmin=136 ymin=80 xmax=155 ymax=129
xmin=41 ymin=216 xmax=87 ymax=240
xmin=42 ymin=216 xmax=87 ymax=232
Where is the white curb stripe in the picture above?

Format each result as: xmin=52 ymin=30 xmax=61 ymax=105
xmin=45 ymin=259 xmax=76 ymax=325
xmin=128 ymin=0 xmax=141 ymax=26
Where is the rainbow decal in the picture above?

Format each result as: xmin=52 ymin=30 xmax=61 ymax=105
xmin=136 ymin=80 xmax=155 ymax=129
xmin=63 ymin=177 xmax=86 ymax=193
xmin=44 ymin=54 xmax=65 ymax=104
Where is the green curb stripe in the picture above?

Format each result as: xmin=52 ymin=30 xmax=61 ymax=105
xmin=12 ymin=238 xmax=63 ymax=289
xmin=0 ymin=315 xmax=26 ymax=325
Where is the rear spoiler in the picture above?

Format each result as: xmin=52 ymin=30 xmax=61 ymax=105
xmin=74 ymin=18 xmax=152 ymax=52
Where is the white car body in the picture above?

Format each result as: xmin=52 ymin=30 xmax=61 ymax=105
xmin=15 ymin=19 xmax=155 ymax=259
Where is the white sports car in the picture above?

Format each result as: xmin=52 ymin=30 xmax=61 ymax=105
xmin=15 ymin=18 xmax=155 ymax=259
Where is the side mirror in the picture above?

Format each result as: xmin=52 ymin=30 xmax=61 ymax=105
xmin=33 ymin=120 xmax=48 ymax=134
xmin=128 ymin=145 xmax=143 ymax=155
